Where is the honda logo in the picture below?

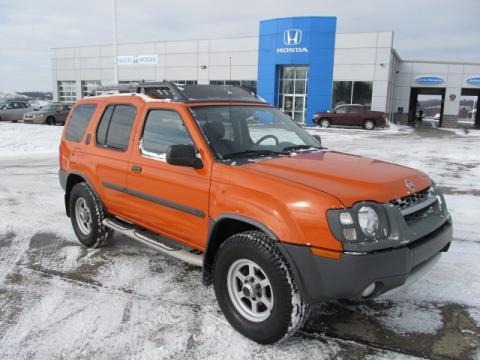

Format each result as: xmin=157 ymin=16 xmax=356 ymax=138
xmin=284 ymin=29 xmax=302 ymax=46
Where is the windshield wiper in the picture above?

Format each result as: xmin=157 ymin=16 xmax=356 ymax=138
xmin=222 ymin=150 xmax=275 ymax=160
xmin=281 ymin=145 xmax=323 ymax=153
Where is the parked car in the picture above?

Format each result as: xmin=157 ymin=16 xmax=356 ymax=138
xmin=434 ymin=113 xmax=441 ymax=121
xmin=313 ymin=104 xmax=387 ymax=130
xmin=59 ymin=83 xmax=452 ymax=344
xmin=0 ymin=101 xmax=31 ymax=122
xmin=23 ymin=103 xmax=72 ymax=125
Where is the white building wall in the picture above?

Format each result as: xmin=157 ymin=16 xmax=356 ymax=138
xmin=394 ymin=60 xmax=480 ymax=118
xmin=52 ymin=31 xmax=479 ymax=124
xmin=333 ymin=32 xmax=394 ymax=112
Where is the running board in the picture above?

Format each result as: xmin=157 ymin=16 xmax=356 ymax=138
xmin=102 ymin=218 xmax=204 ymax=267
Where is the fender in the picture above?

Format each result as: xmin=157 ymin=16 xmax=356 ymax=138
xmin=202 ymin=213 xmax=279 ymax=286
xmin=60 ymin=169 xmax=105 ymax=217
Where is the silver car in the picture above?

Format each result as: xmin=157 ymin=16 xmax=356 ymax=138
xmin=0 ymin=101 xmax=32 ymax=122
xmin=23 ymin=103 xmax=72 ymax=125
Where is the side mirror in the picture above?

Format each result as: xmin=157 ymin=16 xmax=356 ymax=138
xmin=166 ymin=144 xmax=203 ymax=169
xmin=312 ymin=134 xmax=322 ymax=145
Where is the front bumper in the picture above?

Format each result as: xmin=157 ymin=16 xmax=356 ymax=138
xmin=23 ymin=116 xmax=45 ymax=124
xmin=279 ymin=218 xmax=452 ymax=304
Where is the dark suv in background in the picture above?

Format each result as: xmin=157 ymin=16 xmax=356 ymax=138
xmin=313 ymin=104 xmax=387 ymax=130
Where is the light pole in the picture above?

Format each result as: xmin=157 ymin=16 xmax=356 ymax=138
xmin=113 ymin=0 xmax=119 ymax=84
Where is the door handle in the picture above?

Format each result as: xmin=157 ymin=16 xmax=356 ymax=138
xmin=131 ymin=164 xmax=142 ymax=173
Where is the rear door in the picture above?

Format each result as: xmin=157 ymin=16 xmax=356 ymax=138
xmin=59 ymin=105 xmax=71 ymax=124
xmin=125 ymin=105 xmax=211 ymax=249
xmin=346 ymin=106 xmax=363 ymax=126
xmin=83 ymin=103 xmax=139 ymax=216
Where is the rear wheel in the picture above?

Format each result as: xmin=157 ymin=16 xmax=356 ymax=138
xmin=363 ymin=119 xmax=375 ymax=130
xmin=46 ymin=116 xmax=56 ymax=125
xmin=69 ymin=183 xmax=112 ymax=248
xmin=320 ymin=118 xmax=330 ymax=128
xmin=213 ymin=231 xmax=309 ymax=344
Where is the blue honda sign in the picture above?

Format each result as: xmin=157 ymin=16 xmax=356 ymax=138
xmin=257 ymin=17 xmax=337 ymax=126
xmin=415 ymin=76 xmax=444 ymax=85
xmin=466 ymin=76 xmax=480 ymax=86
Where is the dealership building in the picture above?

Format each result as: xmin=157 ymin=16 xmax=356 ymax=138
xmin=51 ymin=16 xmax=480 ymax=127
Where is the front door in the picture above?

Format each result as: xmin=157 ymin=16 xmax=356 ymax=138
xmin=126 ymin=106 xmax=211 ymax=249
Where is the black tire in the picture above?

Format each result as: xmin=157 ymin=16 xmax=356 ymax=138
xmin=213 ymin=231 xmax=309 ymax=344
xmin=12 ymin=119 xmax=18 ymax=123
xmin=46 ymin=116 xmax=56 ymax=126
xmin=363 ymin=119 xmax=375 ymax=130
xmin=69 ymin=182 xmax=112 ymax=248
xmin=320 ymin=118 xmax=330 ymax=128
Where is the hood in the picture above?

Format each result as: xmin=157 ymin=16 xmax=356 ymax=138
xmin=244 ymin=151 xmax=431 ymax=207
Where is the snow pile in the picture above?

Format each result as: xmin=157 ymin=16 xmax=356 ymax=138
xmin=0 ymin=91 xmax=29 ymax=100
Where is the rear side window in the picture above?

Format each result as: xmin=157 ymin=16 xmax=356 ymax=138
xmin=96 ymin=105 xmax=136 ymax=151
xmin=65 ymin=104 xmax=97 ymax=142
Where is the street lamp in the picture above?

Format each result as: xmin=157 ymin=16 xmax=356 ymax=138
xmin=113 ymin=0 xmax=118 ymax=84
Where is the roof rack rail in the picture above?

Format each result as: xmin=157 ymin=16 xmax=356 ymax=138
xmin=94 ymin=81 xmax=266 ymax=103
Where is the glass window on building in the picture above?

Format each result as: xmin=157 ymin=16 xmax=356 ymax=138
xmin=58 ymin=81 xmax=77 ymax=103
xmin=352 ymin=82 xmax=373 ymax=108
xmin=332 ymin=81 xmax=372 ymax=109
xmin=169 ymin=80 xmax=198 ymax=85
xmin=82 ymin=80 xmax=102 ymax=97
xmin=278 ymin=65 xmax=309 ymax=124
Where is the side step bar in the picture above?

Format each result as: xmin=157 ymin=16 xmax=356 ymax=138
xmin=102 ymin=218 xmax=204 ymax=267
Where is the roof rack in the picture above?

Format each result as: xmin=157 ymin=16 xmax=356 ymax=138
xmin=94 ymin=81 xmax=266 ymax=103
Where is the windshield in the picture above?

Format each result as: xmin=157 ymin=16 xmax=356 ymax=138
xmin=190 ymin=105 xmax=320 ymax=160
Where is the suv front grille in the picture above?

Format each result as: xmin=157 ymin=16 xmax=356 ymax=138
xmin=391 ymin=187 xmax=432 ymax=211
xmin=390 ymin=186 xmax=438 ymax=223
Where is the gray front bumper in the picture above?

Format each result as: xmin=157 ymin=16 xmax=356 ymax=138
xmin=279 ymin=218 xmax=452 ymax=304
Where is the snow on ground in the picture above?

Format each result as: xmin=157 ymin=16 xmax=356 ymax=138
xmin=0 ymin=122 xmax=479 ymax=359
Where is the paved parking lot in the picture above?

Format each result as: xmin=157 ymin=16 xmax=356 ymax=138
xmin=0 ymin=123 xmax=479 ymax=359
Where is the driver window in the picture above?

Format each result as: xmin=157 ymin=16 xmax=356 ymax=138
xmin=141 ymin=109 xmax=193 ymax=160
xmin=335 ymin=106 xmax=348 ymax=114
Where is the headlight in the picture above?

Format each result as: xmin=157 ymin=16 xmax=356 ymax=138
xmin=327 ymin=202 xmax=390 ymax=251
xmin=358 ymin=206 xmax=379 ymax=236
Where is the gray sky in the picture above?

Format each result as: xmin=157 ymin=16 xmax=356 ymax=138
xmin=0 ymin=0 xmax=478 ymax=91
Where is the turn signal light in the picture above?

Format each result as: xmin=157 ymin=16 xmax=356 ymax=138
xmin=310 ymin=246 xmax=342 ymax=260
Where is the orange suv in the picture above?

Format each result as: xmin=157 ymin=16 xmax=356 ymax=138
xmin=59 ymin=82 xmax=452 ymax=344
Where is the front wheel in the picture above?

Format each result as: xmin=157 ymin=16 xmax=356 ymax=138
xmin=320 ymin=118 xmax=330 ymax=128
xmin=213 ymin=231 xmax=309 ymax=344
xmin=363 ymin=120 xmax=375 ymax=130
xmin=46 ymin=116 xmax=56 ymax=125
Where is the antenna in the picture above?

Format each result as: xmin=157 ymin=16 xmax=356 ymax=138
xmin=229 ymin=56 xmax=232 ymax=144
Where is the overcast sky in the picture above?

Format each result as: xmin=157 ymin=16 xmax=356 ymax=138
xmin=0 ymin=0 xmax=478 ymax=92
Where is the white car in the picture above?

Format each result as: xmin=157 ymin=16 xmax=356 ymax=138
xmin=434 ymin=113 xmax=441 ymax=121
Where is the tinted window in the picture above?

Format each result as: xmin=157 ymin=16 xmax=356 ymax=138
xmin=141 ymin=110 xmax=193 ymax=157
xmin=96 ymin=106 xmax=114 ymax=146
xmin=336 ymin=106 xmax=348 ymax=114
xmin=96 ymin=105 xmax=136 ymax=151
xmin=65 ymin=104 xmax=97 ymax=142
